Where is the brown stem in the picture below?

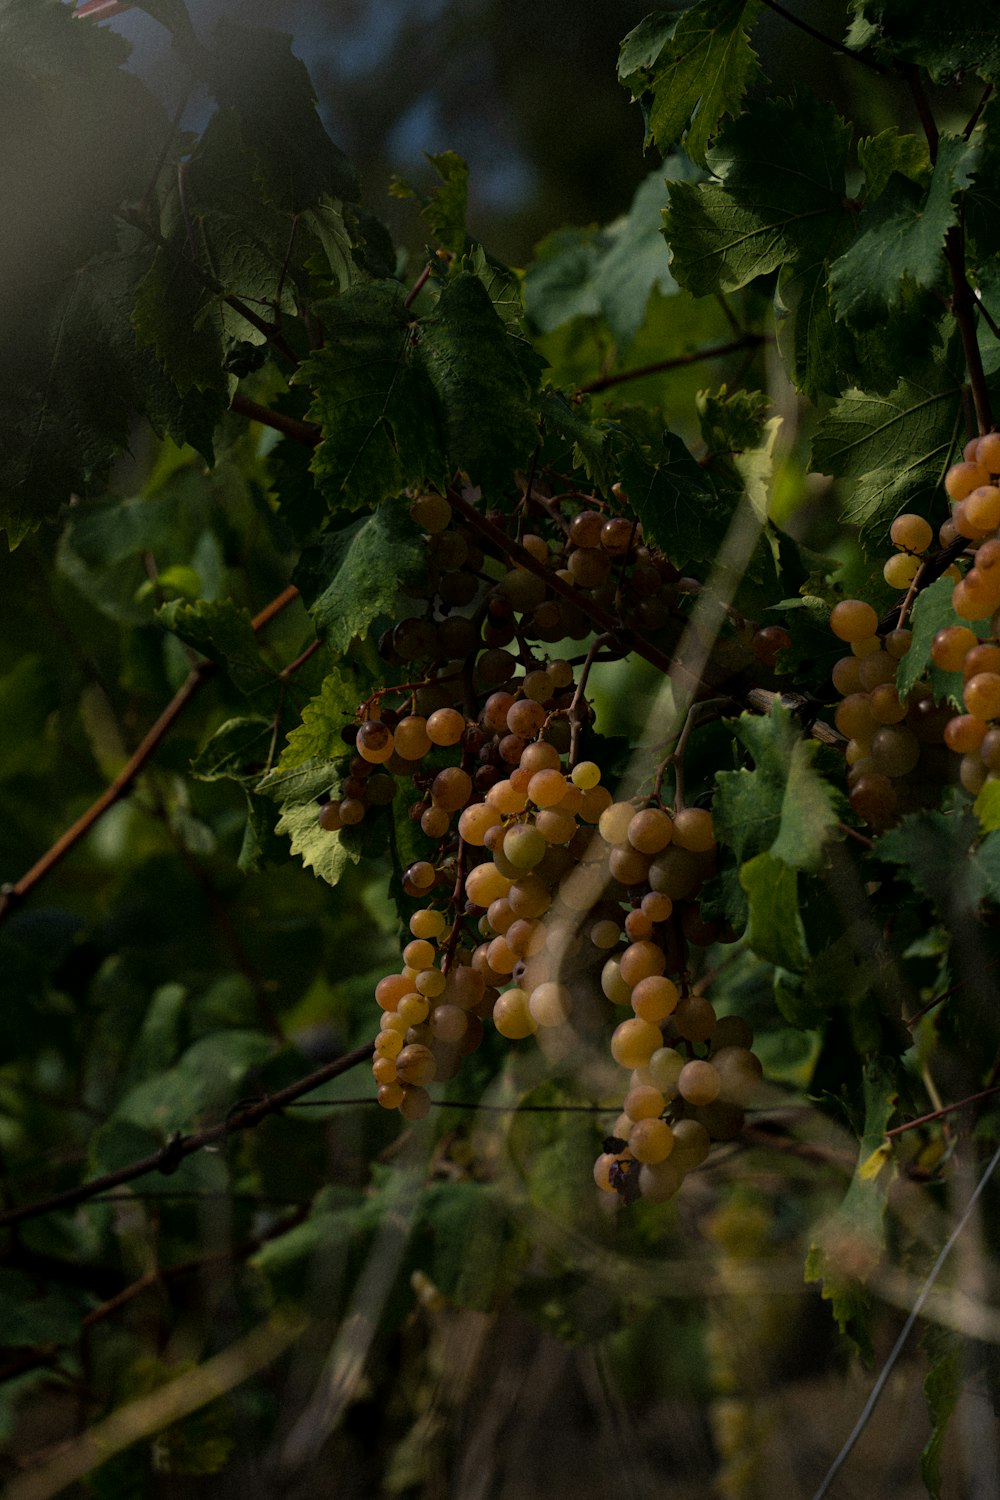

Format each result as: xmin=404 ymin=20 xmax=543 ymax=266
xmin=577 ymin=335 xmax=769 ymax=397
xmin=884 ymin=1083 xmax=1000 ymax=1138
xmin=0 ymin=585 xmax=299 ymax=928
xmin=945 ymin=223 xmax=993 ymax=437
xmin=566 ymin=633 xmax=614 ymax=765
xmin=758 ymin=0 xmax=888 ymax=74
xmin=404 ymin=263 xmax=433 ymax=310
xmin=230 ymin=393 xmax=320 ymax=446
xmin=0 ymin=1042 xmax=374 ymax=1233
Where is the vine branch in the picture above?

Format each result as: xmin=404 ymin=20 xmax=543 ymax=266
xmin=576 ymin=334 xmax=769 ymax=397
xmin=0 ymin=584 xmax=300 ymax=929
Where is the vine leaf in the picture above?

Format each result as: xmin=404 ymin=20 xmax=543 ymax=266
xmin=849 ymin=0 xmax=1000 ymax=82
xmin=921 ymin=1333 xmax=962 ymax=1500
xmin=293 ymin=504 xmax=425 ymax=655
xmin=157 ymin=598 xmax=276 ymax=697
xmin=278 ymin=667 xmax=361 ymax=771
xmin=896 ymin=574 xmax=991 ymax=705
xmin=257 ymin=758 xmax=358 ymax=888
xmin=809 ymin=347 xmax=964 ymax=538
xmin=618 ymin=0 xmax=763 ymax=167
xmin=829 ymin=134 xmax=983 ymax=327
xmin=663 ymin=90 xmax=852 ymax=296
xmin=391 ymin=151 xmax=469 ymax=255
xmin=713 ymin=701 xmax=842 ymax=966
xmin=805 ymin=1057 xmax=898 ymax=1360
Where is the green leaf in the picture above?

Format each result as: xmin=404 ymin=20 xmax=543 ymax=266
xmin=0 ymin=1270 xmax=92 ymax=1346
xmin=611 ymin=412 xmax=722 ymax=569
xmin=298 ymin=283 xmax=447 ymax=514
xmin=921 ymin=1336 xmax=963 ymax=1500
xmin=875 ymin=808 xmax=990 ymax=916
xmin=895 ymin=574 xmax=991 ymax=704
xmin=421 ymin=151 xmax=469 ymax=255
xmin=974 ymin=780 xmax=1000 ymax=832
xmin=618 ymin=0 xmax=763 ymax=167
xmin=524 ymin=169 xmax=678 ymax=353
xmin=805 ymin=1057 xmax=899 ymax=1359
xmin=278 ymin=666 xmax=361 ymax=770
xmin=857 ymin=128 xmax=930 ymax=203
xmin=664 ymin=90 xmax=852 ymax=295
xmin=190 ymin=717 xmax=275 ymax=784
xmin=156 ymin=598 xmax=275 ymax=697
xmin=810 ymin=349 xmax=965 ymax=537
xmin=0 ymin=657 xmax=56 ymax=781
xmin=713 ymin=702 xmax=842 ymax=956
xmin=132 ymin=236 xmax=227 ymax=397
xmin=740 ymin=851 xmax=807 ymax=969
xmin=850 ymin=0 xmax=1000 ymax=82
xmin=205 ymin=20 xmax=359 ymax=211
xmin=115 ymin=1030 xmax=276 ymax=1135
xmin=420 ymin=271 xmax=541 ymax=493
xmin=293 ymin=504 xmax=425 ymax=655
xmin=256 ymin=758 xmax=358 ymax=887
xmin=829 ymin=135 xmax=983 ymax=327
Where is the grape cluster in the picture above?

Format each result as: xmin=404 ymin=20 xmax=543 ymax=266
xmin=315 ymin=484 xmax=765 ymax=1200
xmin=830 ymin=432 xmax=1000 ymax=827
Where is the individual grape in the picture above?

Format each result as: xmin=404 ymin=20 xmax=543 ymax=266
xmin=507 ymin=699 xmax=547 ymax=738
xmin=977 ymin=433 xmax=1000 ymax=473
xmin=503 ymin=823 xmax=547 ymax=870
xmin=945 ymin=460 xmax=990 ymax=500
xmin=397 ymin=993 xmax=430 ymax=1026
xmin=357 ymin=720 xmax=395 ymax=764
xmin=623 ymin=1083 xmax=666 ymax=1120
xmin=590 ymin=918 xmax=621 ymax=949
xmin=598 ymin=801 xmax=636 ymax=845
xmin=953 ymin=571 xmax=1000 ymax=621
xmin=601 ymin=958 xmax=633 ymax=1005
xmin=529 ymin=981 xmax=573 ymax=1027
xmin=870 ymin=725 xmax=921 ymax=777
xmin=830 ymin=599 xmax=879 ymax=642
xmin=416 ymin=968 xmax=448 ymax=998
xmin=963 ymin=643 xmax=1000 ymax=679
xmin=646 ymin=1047 xmax=685 ymax=1096
xmin=487 ymin=779 xmax=529 ymax=816
xmin=931 ymin=625 xmax=979 ymax=671
xmin=944 ymin=714 xmax=988 ymax=754
xmin=960 ymin=754 xmax=988 ymax=793
xmin=420 ymin=806 xmax=451 ymax=839
xmin=486 ymin=936 xmax=518 ymax=975
xmin=627 ymin=807 xmax=674 ymax=854
xmin=640 ymin=891 xmax=673 ymax=922
xmin=506 ymin=918 xmax=545 ymax=958
xmin=375 ymin=1028 xmax=404 ymax=1059
xmin=889 ymin=513 xmax=933 ymax=552
xmin=493 ymin=987 xmax=537 ymax=1038
xmin=571 ymin=761 xmax=602 ymax=790
xmin=628 ymin=1118 xmax=674 ymax=1165
xmin=848 ymin=772 xmax=897 ymax=825
xmin=375 ymin=973 xmax=412 ymax=1012
xmin=410 ymin=491 xmax=452 ymax=532
xmin=630 ymin=975 xmax=679 ymax=1024
xmin=546 ymin=658 xmax=575 ymax=690
xmin=751 ymin=625 xmax=792 ymax=670
xmin=608 ymin=845 xmax=653 ymax=886
xmin=981 ymin=728 xmax=1000 ymax=770
xmin=535 ymin=806 xmax=576 ymax=845
xmin=520 ymin=741 xmax=561 ymax=774
xmin=431 ymin=766 xmax=473 ymax=813
xmin=601 ymin=516 xmax=634 ymax=554
xmin=868 ymin=683 xmax=907 ymax=725
xmin=339 ymin=798 xmax=366 ymax=826
xmin=579 ymin=785 xmax=614 ymax=823
xmin=404 ymin=861 xmax=437 ymax=894
xmin=377 ymin=1082 xmax=406 ymax=1110
xmin=883 ymin=552 xmax=921 ymax=589
xmin=395 ymin=1043 xmax=437 ymax=1086
xmin=499 ymin=568 xmax=547 ymax=613
xmin=637 ymin=1158 xmax=685 ymax=1201
xmin=508 ymin=876 xmax=552 ymax=919
xmin=478 ymin=648 xmax=518 ymax=685
xmin=403 ymin=938 xmax=436 ymax=971
xmin=458 ymin=802 xmax=503 ymax=846
xmin=624 ymin=908 xmax=653 ymax=941
xmin=712 ymin=1046 xmax=764 ymax=1105
xmin=648 ymin=846 xmax=707 ymax=900
xmin=965 ymin=485 xmax=1000 ymax=533
xmin=669 ymin=1118 xmax=712 ymax=1171
xmin=885 ymin=629 xmax=912 ymax=660
xmin=398 ymin=1085 xmax=432 ymax=1120
xmin=964 ymin=671 xmax=1000 ymax=720
xmin=671 ymin=807 xmax=715 ymax=853
xmin=522 ymin=669 xmax=553 ymax=704
xmin=673 ymin=995 xmax=717 ymax=1043
xmin=372 ymin=1054 xmax=398 ymax=1085
xmin=482 ymin=691 xmax=516 ymax=733
xmin=851 ymin=634 xmax=882 ymax=659
xmin=393 ymin=617 xmax=438 ymax=662
xmin=834 ymin=693 xmax=878 ymax=742
xmin=610 ymin=1018 xmax=664 ymax=1069
xmin=318 ymin=800 xmax=344 ymax=831
xmin=569 ymin=510 xmax=604 ymax=547
xmin=677 ymin=1059 xmax=721 ymax=1106
xmin=425 ymin=707 xmax=466 ymax=746
xmin=568 ymin=547 xmax=612 ymax=588
xmin=410 ymin=908 xmax=447 ymax=941
xmin=619 ymin=940 xmax=666 ymax=988
xmin=528 ymin=768 xmax=570 ymax=807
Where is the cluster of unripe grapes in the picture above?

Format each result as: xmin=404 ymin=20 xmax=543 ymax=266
xmin=314 ymin=484 xmax=765 ymax=1200
xmin=830 ymin=432 xmax=1000 ymax=827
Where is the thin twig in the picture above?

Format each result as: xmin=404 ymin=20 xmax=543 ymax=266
xmin=0 ymin=1042 xmax=374 ymax=1233
xmin=884 ymin=1083 xmax=1000 ymax=1138
xmin=811 ymin=1138 xmax=1000 ymax=1499
xmin=577 ymin=335 xmax=769 ymax=397
xmin=0 ymin=585 xmax=299 ymax=928
xmin=229 ymin=394 xmax=320 ymax=445
xmin=758 ymin=0 xmax=888 ymax=74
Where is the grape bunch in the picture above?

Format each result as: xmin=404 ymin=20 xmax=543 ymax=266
xmin=314 ymin=482 xmax=767 ymax=1199
xmin=829 ymin=431 xmax=1000 ymax=828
